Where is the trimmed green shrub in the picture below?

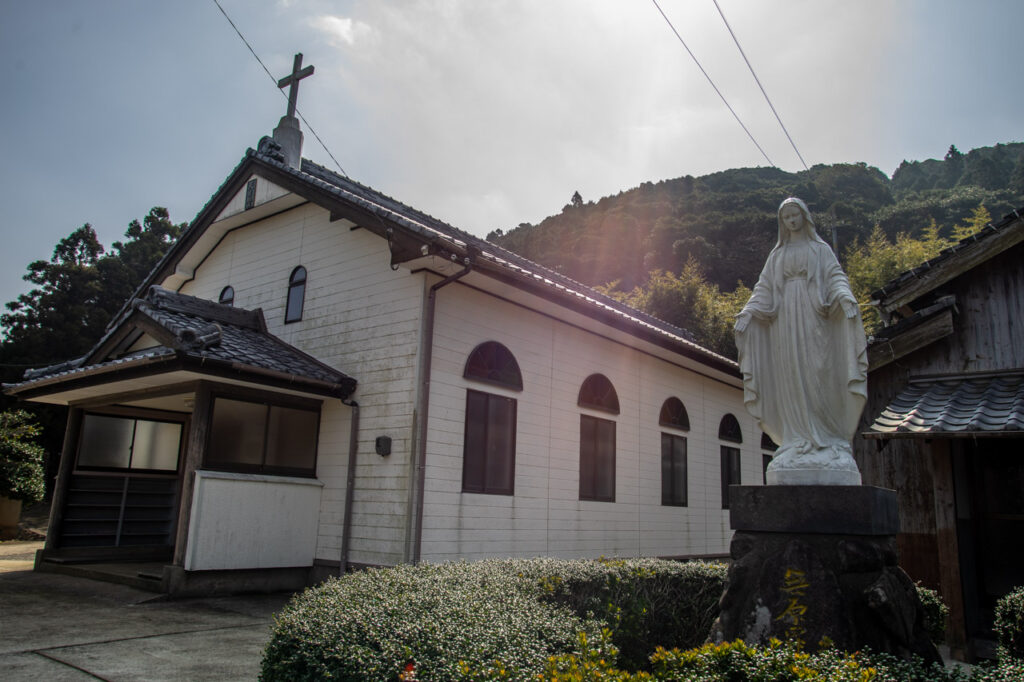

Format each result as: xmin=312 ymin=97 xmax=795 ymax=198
xmin=260 ymin=560 xmax=602 ymax=681
xmin=0 ymin=410 xmax=46 ymax=503
xmin=526 ymin=557 xmax=726 ymax=671
xmin=260 ymin=557 xmax=725 ymax=681
xmin=916 ymin=582 xmax=949 ymax=645
xmin=525 ymin=637 xmax=1024 ymax=682
xmin=994 ymin=585 xmax=1024 ymax=661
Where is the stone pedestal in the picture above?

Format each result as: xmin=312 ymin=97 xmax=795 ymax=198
xmin=709 ymin=485 xmax=940 ymax=664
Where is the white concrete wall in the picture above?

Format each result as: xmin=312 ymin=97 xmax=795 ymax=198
xmin=175 ymin=197 xmax=425 ymax=567
xmin=184 ymin=470 xmax=322 ymax=570
xmin=420 ymin=282 xmax=760 ymax=563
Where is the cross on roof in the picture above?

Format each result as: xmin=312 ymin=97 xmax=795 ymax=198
xmin=277 ymin=53 xmax=314 ymax=119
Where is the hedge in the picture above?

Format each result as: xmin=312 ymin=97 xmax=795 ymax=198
xmin=260 ymin=557 xmax=952 ymax=681
xmin=535 ymin=637 xmax=1024 ymax=682
xmin=260 ymin=557 xmax=724 ymax=681
xmin=994 ymin=585 xmax=1024 ymax=661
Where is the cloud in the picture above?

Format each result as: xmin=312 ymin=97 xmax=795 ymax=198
xmin=310 ymin=14 xmax=372 ymax=47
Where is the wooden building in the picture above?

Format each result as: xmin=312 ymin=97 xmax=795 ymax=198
xmin=857 ymin=206 xmax=1024 ymax=659
xmin=5 ymin=108 xmax=760 ymax=594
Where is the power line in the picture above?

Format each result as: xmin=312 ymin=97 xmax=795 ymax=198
xmin=711 ymin=0 xmax=808 ymax=171
xmin=649 ymin=0 xmax=775 ymax=167
xmin=210 ymin=0 xmax=349 ymax=177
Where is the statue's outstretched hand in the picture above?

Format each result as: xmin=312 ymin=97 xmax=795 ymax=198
xmin=735 ymin=311 xmax=751 ymax=333
xmin=841 ymin=298 xmax=859 ymax=319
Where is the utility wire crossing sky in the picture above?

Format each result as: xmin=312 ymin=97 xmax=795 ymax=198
xmin=0 ymin=0 xmax=1021 ymax=312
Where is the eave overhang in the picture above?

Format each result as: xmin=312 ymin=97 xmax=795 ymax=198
xmin=5 ymin=350 xmax=354 ymax=406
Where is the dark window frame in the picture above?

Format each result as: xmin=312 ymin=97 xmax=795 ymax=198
xmin=578 ymin=374 xmax=619 ymax=414
xmin=219 ymin=285 xmax=235 ymax=306
xmin=659 ymin=397 xmax=690 ymax=430
xmin=75 ymin=407 xmax=186 ymax=475
xmin=284 ymin=266 xmax=307 ymax=323
xmin=461 ymin=389 xmax=517 ymax=495
xmin=463 ymin=341 xmax=523 ymax=391
xmin=580 ymin=414 xmax=616 ymax=502
xmin=721 ymin=446 xmax=741 ymax=509
xmin=661 ymin=432 xmax=688 ymax=506
xmin=718 ymin=413 xmax=743 ymax=443
xmin=204 ymin=391 xmax=321 ymax=478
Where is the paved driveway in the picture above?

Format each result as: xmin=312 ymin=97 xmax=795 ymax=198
xmin=0 ymin=565 xmax=291 ymax=681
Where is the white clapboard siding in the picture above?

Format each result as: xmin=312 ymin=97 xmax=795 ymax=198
xmin=420 ymin=281 xmax=757 ymax=563
xmin=176 ymin=201 xmax=425 ymax=567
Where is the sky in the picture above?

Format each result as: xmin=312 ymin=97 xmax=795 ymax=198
xmin=1 ymin=0 xmax=1022 ymax=310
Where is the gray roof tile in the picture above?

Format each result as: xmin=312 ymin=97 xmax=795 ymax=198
xmin=9 ymin=287 xmax=356 ymax=398
xmin=868 ymin=372 xmax=1024 ymax=436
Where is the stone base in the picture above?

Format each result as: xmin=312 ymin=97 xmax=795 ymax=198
xmin=766 ymin=468 xmax=861 ymax=485
xmin=709 ymin=486 xmax=940 ymax=664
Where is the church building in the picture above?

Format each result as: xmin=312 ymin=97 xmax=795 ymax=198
xmin=6 ymin=61 xmax=759 ymax=595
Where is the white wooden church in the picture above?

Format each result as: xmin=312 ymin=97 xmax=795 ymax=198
xmin=7 ymin=64 xmax=762 ymax=594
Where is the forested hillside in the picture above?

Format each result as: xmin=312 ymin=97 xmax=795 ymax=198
xmin=489 ymin=143 xmax=1024 ymax=293
xmin=488 ymin=142 xmax=1024 ymax=357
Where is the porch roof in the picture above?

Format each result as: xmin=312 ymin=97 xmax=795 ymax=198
xmin=863 ymin=370 xmax=1024 ymax=439
xmin=4 ymin=286 xmax=357 ymax=404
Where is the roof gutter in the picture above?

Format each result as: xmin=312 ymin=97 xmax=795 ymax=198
xmin=410 ymin=252 xmax=475 ymax=564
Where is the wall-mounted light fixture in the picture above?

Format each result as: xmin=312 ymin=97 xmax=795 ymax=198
xmin=375 ymin=436 xmax=392 ymax=457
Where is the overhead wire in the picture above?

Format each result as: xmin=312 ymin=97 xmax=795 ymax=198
xmin=711 ymin=0 xmax=809 ymax=171
xmin=210 ymin=0 xmax=349 ymax=177
xmin=649 ymin=0 xmax=775 ymax=167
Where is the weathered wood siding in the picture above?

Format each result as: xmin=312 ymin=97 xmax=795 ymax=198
xmin=856 ymin=241 xmax=1024 ymax=593
xmin=175 ymin=199 xmax=425 ymax=567
xmin=421 ymin=282 xmax=756 ymax=562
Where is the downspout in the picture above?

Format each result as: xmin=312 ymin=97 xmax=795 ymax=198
xmin=411 ymin=254 xmax=474 ymax=564
xmin=339 ymin=398 xmax=359 ymax=575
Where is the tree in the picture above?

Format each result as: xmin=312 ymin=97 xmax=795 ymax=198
xmin=0 ymin=208 xmax=185 ymax=495
xmin=571 ymin=191 xmax=583 ymax=208
xmin=951 ymin=204 xmax=991 ymax=242
xmin=1 ymin=225 xmax=107 ymax=370
xmin=598 ymin=261 xmax=749 ymax=358
xmin=0 ymin=410 xmax=45 ymax=504
xmin=843 ymin=224 xmax=952 ymax=333
xmin=1 ymin=207 xmax=184 ymax=373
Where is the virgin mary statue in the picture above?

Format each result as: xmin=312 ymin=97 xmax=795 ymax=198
xmin=735 ymin=198 xmax=867 ymax=485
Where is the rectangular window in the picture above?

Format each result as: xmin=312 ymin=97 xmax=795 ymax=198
xmin=661 ymin=433 xmax=688 ymax=506
xmin=763 ymin=454 xmax=773 ymax=484
xmin=206 ymin=397 xmax=320 ymax=477
xmin=580 ymin=415 xmax=615 ymax=502
xmin=77 ymin=413 xmax=183 ymax=472
xmin=462 ymin=389 xmax=516 ymax=495
xmin=721 ymin=446 xmax=741 ymax=509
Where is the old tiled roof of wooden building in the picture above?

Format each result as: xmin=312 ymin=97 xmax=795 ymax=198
xmin=9 ymin=286 xmax=356 ymax=399
xmin=867 ymin=372 xmax=1024 ymax=437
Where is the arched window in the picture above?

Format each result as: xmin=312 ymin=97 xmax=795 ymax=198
xmin=463 ymin=341 xmax=523 ymax=390
xmin=719 ymin=414 xmax=743 ymax=443
xmin=578 ymin=374 xmax=618 ymax=502
xmin=719 ymin=413 xmax=742 ymax=509
xmin=218 ymin=286 xmax=234 ymax=306
xmin=578 ymin=374 xmax=619 ymax=414
xmin=660 ymin=398 xmax=689 ymax=506
xmin=659 ymin=397 xmax=690 ymax=431
xmin=462 ymin=342 xmax=521 ymax=495
xmin=285 ymin=266 xmax=307 ymax=323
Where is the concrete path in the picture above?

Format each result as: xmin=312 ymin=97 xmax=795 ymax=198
xmin=0 ymin=568 xmax=291 ymax=681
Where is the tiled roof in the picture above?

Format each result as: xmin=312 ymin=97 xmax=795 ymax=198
xmin=9 ymin=287 xmax=356 ymax=398
xmin=262 ymin=151 xmax=736 ymax=371
xmin=867 ymin=372 xmax=1024 ymax=437
xmin=115 ymin=145 xmax=737 ymax=375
